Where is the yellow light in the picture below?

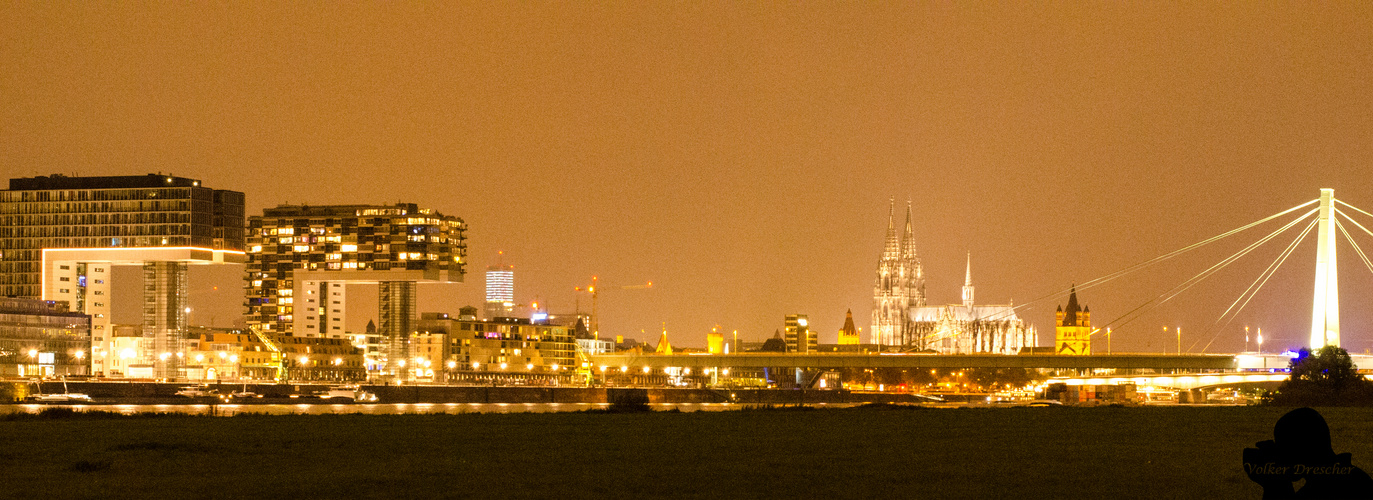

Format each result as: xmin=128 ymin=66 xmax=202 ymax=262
xmin=447 ymin=361 xmax=457 ymax=369
xmin=526 ymin=363 xmax=534 ymax=370
xmin=500 ymin=363 xmax=508 ymax=369
xmin=298 ymin=356 xmax=309 ymax=365
xmin=218 ymin=352 xmax=227 ymax=359
xmin=620 ymin=365 xmax=628 ymax=372
xmin=599 ymin=366 xmax=607 ymax=372
xmin=229 ymin=355 xmax=238 ymax=363
xmin=74 ymin=350 xmax=85 ymax=359
xmin=28 ymin=349 xmax=37 ymax=358
xmin=642 ymin=366 xmax=651 ymax=373
xmin=551 ymin=363 xmax=559 ymax=370
xmin=195 ymin=354 xmax=204 ymax=362
xmin=472 ymin=362 xmax=480 ymax=369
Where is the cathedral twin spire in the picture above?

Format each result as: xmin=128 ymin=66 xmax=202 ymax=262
xmin=872 ymin=198 xmax=927 ymax=346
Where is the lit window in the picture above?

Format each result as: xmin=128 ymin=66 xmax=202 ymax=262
xmin=341 ymin=244 xmax=357 ymax=252
xmin=278 ymin=228 xmax=294 ymax=235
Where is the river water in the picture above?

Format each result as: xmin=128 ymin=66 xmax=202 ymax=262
xmin=0 ymin=402 xmax=865 ymax=416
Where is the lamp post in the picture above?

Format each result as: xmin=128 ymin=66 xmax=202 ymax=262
xmin=1245 ymin=326 xmax=1250 ymax=353
xmin=1256 ymin=328 xmax=1263 ymax=355
xmin=1177 ymin=326 xmax=1181 ymax=355
xmin=1162 ymin=327 xmax=1168 ymax=355
xmin=1106 ymin=328 xmax=1112 ymax=355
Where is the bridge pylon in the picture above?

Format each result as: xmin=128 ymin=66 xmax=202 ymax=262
xmin=1311 ymin=188 xmax=1340 ymax=349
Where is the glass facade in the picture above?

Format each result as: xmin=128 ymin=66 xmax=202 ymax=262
xmin=244 ymin=203 xmax=467 ymax=334
xmin=0 ymin=174 xmax=245 ymax=298
xmin=0 ymin=298 xmax=91 ymax=377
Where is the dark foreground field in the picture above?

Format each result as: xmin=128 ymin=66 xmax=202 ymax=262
xmin=2 ymin=406 xmax=1370 ymax=499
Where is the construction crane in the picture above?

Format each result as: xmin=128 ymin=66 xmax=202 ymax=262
xmin=574 ymin=276 xmax=652 ymax=339
xmin=246 ymin=325 xmax=287 ymax=382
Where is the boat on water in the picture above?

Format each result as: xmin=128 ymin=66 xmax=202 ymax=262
xmin=174 ymin=385 xmax=215 ymax=398
xmin=26 ymin=378 xmax=93 ymax=403
xmin=228 ymin=383 xmax=263 ymax=399
xmin=311 ymin=386 xmax=378 ymax=402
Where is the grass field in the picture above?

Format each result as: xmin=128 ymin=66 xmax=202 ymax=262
xmin=1 ymin=405 xmax=1370 ymax=499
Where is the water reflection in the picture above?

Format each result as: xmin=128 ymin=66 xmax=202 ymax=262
xmin=0 ymin=402 xmax=802 ymax=416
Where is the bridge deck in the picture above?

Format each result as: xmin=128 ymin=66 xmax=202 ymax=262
xmin=588 ymin=353 xmax=1242 ymax=370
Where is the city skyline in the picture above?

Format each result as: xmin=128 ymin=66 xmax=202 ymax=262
xmin=4 ymin=4 xmax=1373 ymax=352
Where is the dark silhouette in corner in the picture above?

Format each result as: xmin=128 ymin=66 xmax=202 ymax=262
xmin=1244 ymin=407 xmax=1373 ymax=498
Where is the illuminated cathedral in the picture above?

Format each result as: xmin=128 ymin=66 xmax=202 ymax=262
xmin=871 ymin=201 xmax=1035 ymax=354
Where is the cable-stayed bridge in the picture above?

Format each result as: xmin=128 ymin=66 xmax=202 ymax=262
xmin=591 ymin=189 xmax=1373 ymax=387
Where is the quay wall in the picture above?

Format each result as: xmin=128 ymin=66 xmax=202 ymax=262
xmin=3 ymin=381 xmax=938 ymax=405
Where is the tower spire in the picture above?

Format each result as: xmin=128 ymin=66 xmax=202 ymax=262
xmin=882 ymin=197 xmax=899 ymax=259
xmin=962 ymin=252 xmax=974 ymax=307
xmin=900 ymin=201 xmax=916 ymax=260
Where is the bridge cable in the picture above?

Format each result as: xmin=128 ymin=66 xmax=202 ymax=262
xmin=1197 ymin=217 xmax=1317 ymax=353
xmin=1334 ymin=214 xmax=1373 ymax=278
xmin=1335 ymin=199 xmax=1373 ymax=221
xmin=1094 ymin=207 xmax=1319 ymax=339
xmin=1006 ymin=199 xmax=1319 ymax=316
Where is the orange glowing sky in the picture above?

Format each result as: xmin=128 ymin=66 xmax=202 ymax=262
xmin=3 ymin=3 xmax=1372 ymax=352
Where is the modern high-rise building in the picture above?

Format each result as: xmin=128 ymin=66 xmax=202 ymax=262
xmin=244 ymin=203 xmax=466 ymax=381
xmin=784 ymin=314 xmax=816 ymax=353
xmin=0 ymin=174 xmax=245 ymax=378
xmin=484 ymin=264 xmax=514 ymax=319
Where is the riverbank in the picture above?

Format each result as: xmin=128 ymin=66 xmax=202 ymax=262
xmin=3 ymin=405 xmax=1370 ymax=498
xmin=5 ymin=380 xmax=962 ymax=405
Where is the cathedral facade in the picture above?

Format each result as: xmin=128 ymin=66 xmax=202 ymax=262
xmin=871 ymin=203 xmax=1035 ymax=354
xmin=871 ymin=200 xmax=926 ymax=347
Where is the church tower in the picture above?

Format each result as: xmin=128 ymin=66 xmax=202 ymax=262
xmin=897 ymin=202 xmax=926 ymax=345
xmin=961 ymin=253 xmax=975 ymax=307
xmin=872 ymin=199 xmax=912 ymax=347
xmin=1054 ymin=286 xmax=1092 ymax=355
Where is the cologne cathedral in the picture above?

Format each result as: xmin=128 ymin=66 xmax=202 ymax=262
xmin=871 ymin=201 xmax=1036 ymax=354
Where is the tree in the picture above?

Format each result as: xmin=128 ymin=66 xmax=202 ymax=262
xmin=1267 ymin=345 xmax=1373 ymax=406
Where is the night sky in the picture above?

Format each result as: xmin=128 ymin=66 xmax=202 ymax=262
xmin=4 ymin=4 xmax=1372 ymax=354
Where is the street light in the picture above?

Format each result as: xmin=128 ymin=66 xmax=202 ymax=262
xmin=1177 ymin=326 xmax=1181 ymax=355
xmin=1257 ymin=328 xmax=1264 ymax=355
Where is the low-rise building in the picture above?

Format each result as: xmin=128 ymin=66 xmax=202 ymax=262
xmin=411 ymin=313 xmax=576 ymax=384
xmin=0 ymin=298 xmax=91 ymax=377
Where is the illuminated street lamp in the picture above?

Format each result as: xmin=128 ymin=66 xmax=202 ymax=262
xmin=1257 ymin=328 xmax=1264 ymax=355
xmin=74 ymin=350 xmax=85 ymax=360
